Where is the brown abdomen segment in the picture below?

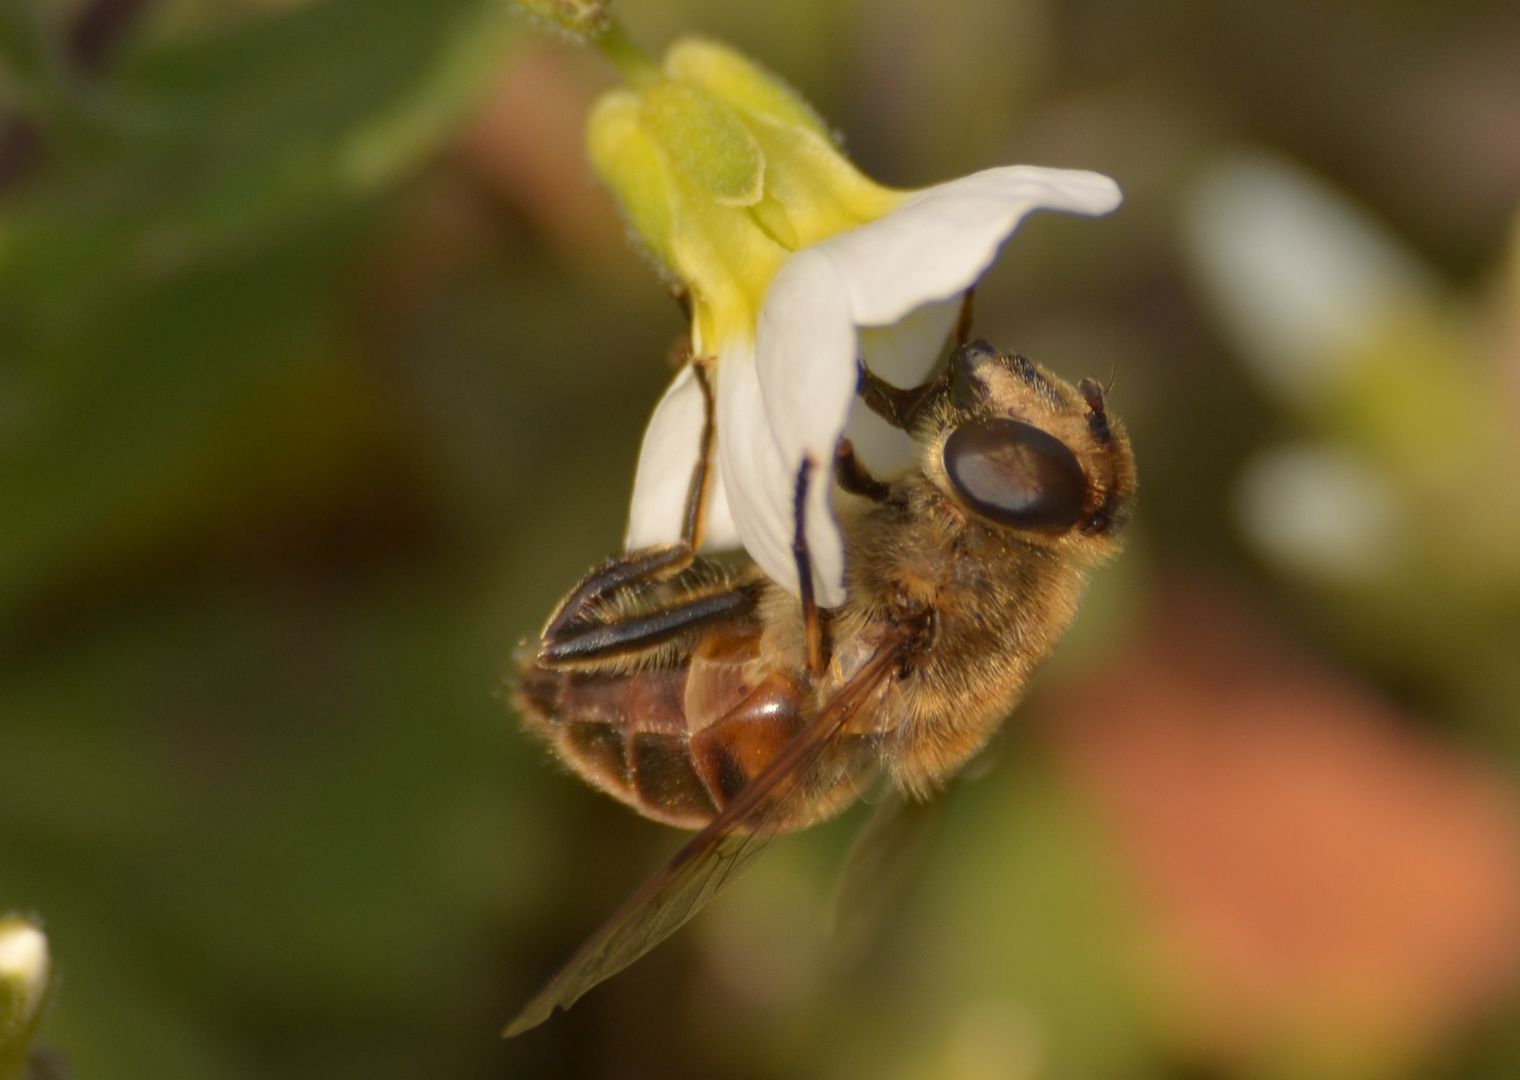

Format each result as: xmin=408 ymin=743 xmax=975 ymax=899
xmin=517 ymin=626 xmax=830 ymax=831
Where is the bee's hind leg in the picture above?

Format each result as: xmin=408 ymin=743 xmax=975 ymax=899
xmin=537 ymin=578 xmax=757 ymax=666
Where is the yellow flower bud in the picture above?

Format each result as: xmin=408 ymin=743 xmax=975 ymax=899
xmin=662 ymin=39 xmax=828 ymax=139
xmin=640 ymin=81 xmax=763 ymax=206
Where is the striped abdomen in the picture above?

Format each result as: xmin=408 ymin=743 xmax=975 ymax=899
xmin=517 ymin=621 xmax=865 ymax=831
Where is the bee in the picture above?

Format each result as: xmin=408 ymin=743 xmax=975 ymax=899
xmin=506 ymin=334 xmax=1136 ymax=1035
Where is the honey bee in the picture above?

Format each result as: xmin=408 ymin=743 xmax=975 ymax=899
xmin=506 ymin=334 xmax=1135 ymax=1036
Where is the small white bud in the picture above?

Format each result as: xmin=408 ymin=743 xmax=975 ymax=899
xmin=1185 ymin=154 xmax=1435 ymax=408
xmin=0 ymin=918 xmax=52 ymax=1080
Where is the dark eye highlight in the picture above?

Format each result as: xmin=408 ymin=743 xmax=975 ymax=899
xmin=943 ymin=418 xmax=1087 ymax=532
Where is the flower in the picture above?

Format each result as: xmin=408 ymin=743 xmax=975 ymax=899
xmin=588 ymin=38 xmax=1121 ymax=606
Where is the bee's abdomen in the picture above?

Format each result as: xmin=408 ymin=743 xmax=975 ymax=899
xmin=517 ymin=637 xmax=814 ymax=830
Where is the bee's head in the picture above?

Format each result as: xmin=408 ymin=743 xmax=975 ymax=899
xmin=917 ymin=340 xmax=1136 ymax=546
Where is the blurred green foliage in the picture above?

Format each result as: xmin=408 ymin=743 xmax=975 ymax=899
xmin=0 ymin=0 xmax=1518 ymax=1078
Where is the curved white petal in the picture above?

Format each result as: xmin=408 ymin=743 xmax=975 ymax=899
xmin=858 ymin=297 xmax=960 ymax=386
xmin=750 ymin=251 xmax=854 ymax=604
xmin=700 ymin=466 xmax=741 ymax=550
xmin=848 ymin=298 xmax=961 ymax=474
xmin=624 ymin=365 xmax=738 ymax=550
xmin=821 ymin=165 xmax=1122 ymax=327
xmin=716 ymin=339 xmax=847 ymax=606
xmin=842 ymin=403 xmax=917 ymax=476
xmin=715 ymin=342 xmax=792 ymax=583
xmin=755 ymin=246 xmax=858 ymax=489
xmin=802 ymin=454 xmax=844 ymax=606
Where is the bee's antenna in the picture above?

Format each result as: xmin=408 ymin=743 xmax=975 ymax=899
xmin=1106 ymin=329 xmax=1119 ymax=395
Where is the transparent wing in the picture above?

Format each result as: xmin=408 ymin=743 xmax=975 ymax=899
xmin=828 ymin=785 xmax=951 ymax=962
xmin=503 ymin=631 xmax=910 ymax=1037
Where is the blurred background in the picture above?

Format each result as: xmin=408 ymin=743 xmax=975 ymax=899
xmin=1 ymin=0 xmax=1519 ymax=1077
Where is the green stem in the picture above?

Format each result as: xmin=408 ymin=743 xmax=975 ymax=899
xmin=594 ymin=18 xmax=659 ymax=88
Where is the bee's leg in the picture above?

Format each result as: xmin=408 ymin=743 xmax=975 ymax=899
xmin=834 ymin=439 xmax=893 ymax=503
xmin=678 ymin=359 xmax=718 ymax=549
xmin=540 ymin=546 xmax=693 ymax=641
xmin=952 ymin=286 xmax=975 ymax=347
xmin=793 ymin=457 xmax=831 ymax=679
xmin=539 ymin=584 xmax=757 ymax=665
xmin=539 ymin=360 xmax=721 ymax=654
xmin=857 ymin=366 xmax=933 ymax=430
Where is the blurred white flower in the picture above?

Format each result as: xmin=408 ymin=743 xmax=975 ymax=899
xmin=1235 ymin=443 xmax=1407 ymax=584
xmin=1184 ymin=154 xmax=1435 ymax=407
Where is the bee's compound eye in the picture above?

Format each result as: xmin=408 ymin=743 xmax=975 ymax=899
xmin=943 ymin=418 xmax=1087 ymax=532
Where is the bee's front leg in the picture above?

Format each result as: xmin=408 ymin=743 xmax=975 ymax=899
xmin=834 ymin=439 xmax=895 ymax=504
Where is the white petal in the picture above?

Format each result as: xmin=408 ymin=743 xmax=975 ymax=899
xmin=858 ymin=297 xmax=960 ymax=386
xmin=803 ymin=454 xmax=845 ymax=606
xmin=842 ymin=403 xmax=917 ymax=477
xmin=716 ymin=339 xmax=848 ymax=606
xmin=624 ymin=365 xmax=738 ymax=551
xmin=716 ymin=343 xmax=793 ymax=583
xmin=699 ymin=467 xmax=742 ymax=551
xmin=819 ymin=165 xmax=1122 ymax=327
xmin=755 ymin=245 xmax=859 ymax=489
xmin=848 ymin=298 xmax=961 ymax=475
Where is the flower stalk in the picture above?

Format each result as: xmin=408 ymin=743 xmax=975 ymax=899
xmin=512 ymin=0 xmax=611 ymax=42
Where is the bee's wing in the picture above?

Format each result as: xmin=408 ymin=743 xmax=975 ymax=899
xmin=828 ymin=785 xmax=951 ymax=962
xmin=503 ymin=631 xmax=910 ymax=1037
